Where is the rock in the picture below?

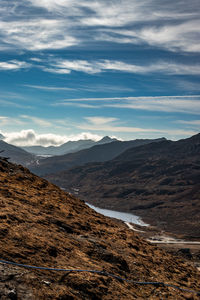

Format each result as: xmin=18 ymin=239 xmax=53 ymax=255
xmin=178 ymin=248 xmax=193 ymax=259
xmin=7 ymin=289 xmax=17 ymax=300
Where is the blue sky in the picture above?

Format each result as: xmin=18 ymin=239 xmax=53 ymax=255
xmin=0 ymin=0 xmax=200 ymax=146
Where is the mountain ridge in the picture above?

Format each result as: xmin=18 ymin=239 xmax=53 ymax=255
xmin=22 ymin=136 xmax=117 ymax=156
xmin=29 ymin=137 xmax=166 ymax=176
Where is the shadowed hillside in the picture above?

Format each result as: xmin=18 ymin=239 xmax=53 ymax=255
xmin=29 ymin=138 xmax=165 ymax=175
xmin=0 ymin=157 xmax=199 ymax=299
xmin=0 ymin=140 xmax=35 ymax=166
xmin=46 ymin=133 xmax=200 ymax=237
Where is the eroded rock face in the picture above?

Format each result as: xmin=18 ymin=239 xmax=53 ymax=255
xmin=0 ymin=158 xmax=199 ymax=299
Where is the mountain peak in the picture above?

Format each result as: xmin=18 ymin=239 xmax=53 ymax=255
xmin=100 ymin=136 xmax=112 ymax=141
xmin=98 ymin=136 xmax=117 ymax=143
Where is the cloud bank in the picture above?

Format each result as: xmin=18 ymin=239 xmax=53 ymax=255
xmin=3 ymin=129 xmax=102 ymax=147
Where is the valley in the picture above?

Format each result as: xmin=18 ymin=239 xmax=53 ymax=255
xmin=0 ymin=156 xmax=200 ymax=299
xmin=45 ymin=133 xmax=200 ymax=238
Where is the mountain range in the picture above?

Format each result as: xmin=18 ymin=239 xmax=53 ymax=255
xmin=0 ymin=136 xmax=117 ymax=169
xmin=22 ymin=136 xmax=117 ymax=156
xmin=46 ymin=133 xmax=200 ymax=237
xmin=1 ymin=132 xmax=199 ymax=237
xmin=29 ymin=137 xmax=166 ymax=175
xmin=0 ymin=156 xmax=199 ymax=299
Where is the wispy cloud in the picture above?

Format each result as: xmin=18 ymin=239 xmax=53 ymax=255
xmin=55 ymin=95 xmax=200 ymax=115
xmin=0 ymin=114 xmax=71 ymax=133
xmin=78 ymin=116 xmax=161 ymax=133
xmin=41 ymin=67 xmax=71 ymax=74
xmin=0 ymin=115 xmax=26 ymax=126
xmin=78 ymin=115 xmax=198 ymax=137
xmin=56 ymin=102 xmax=101 ymax=109
xmin=23 ymin=84 xmax=75 ymax=91
xmin=176 ymin=120 xmax=200 ymax=127
xmin=85 ymin=117 xmax=118 ymax=125
xmin=30 ymin=58 xmax=43 ymax=62
xmin=0 ymin=99 xmax=32 ymax=109
xmin=100 ymin=19 xmax=200 ymax=52
xmin=46 ymin=60 xmax=101 ymax=74
xmin=0 ymin=0 xmax=199 ymax=53
xmin=20 ymin=115 xmax=52 ymax=127
xmin=105 ymin=96 xmax=200 ymax=115
xmin=79 ymin=84 xmax=135 ymax=93
xmin=44 ymin=59 xmax=200 ymax=75
xmin=1 ymin=57 xmax=199 ymax=78
xmin=0 ymin=19 xmax=77 ymax=51
xmin=0 ymin=60 xmax=30 ymax=70
xmin=137 ymin=20 xmax=200 ymax=52
xmin=0 ymin=116 xmax=9 ymax=126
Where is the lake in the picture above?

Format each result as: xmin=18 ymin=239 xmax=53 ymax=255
xmin=87 ymin=203 xmax=148 ymax=226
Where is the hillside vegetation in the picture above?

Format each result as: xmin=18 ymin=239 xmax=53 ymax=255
xmin=0 ymin=157 xmax=199 ymax=299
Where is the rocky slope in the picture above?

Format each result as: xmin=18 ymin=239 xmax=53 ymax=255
xmin=29 ymin=138 xmax=165 ymax=176
xmin=0 ymin=157 xmax=199 ymax=299
xmin=46 ymin=133 xmax=200 ymax=237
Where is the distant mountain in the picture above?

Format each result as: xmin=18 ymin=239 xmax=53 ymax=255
xmin=96 ymin=136 xmax=117 ymax=145
xmin=0 ymin=140 xmax=36 ymax=166
xmin=29 ymin=137 xmax=166 ymax=176
xmin=46 ymin=133 xmax=200 ymax=237
xmin=22 ymin=136 xmax=117 ymax=156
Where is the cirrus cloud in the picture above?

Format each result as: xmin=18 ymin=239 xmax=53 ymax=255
xmin=0 ymin=0 xmax=200 ymax=53
xmin=44 ymin=59 xmax=200 ymax=75
xmin=0 ymin=60 xmax=30 ymax=70
xmin=77 ymin=115 xmax=198 ymax=138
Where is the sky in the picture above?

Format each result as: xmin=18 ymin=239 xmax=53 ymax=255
xmin=0 ymin=0 xmax=200 ymax=146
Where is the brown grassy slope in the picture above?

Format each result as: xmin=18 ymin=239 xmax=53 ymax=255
xmin=0 ymin=158 xmax=199 ymax=299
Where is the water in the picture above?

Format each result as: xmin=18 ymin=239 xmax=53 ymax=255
xmin=37 ymin=154 xmax=53 ymax=158
xmin=87 ymin=203 xmax=148 ymax=226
